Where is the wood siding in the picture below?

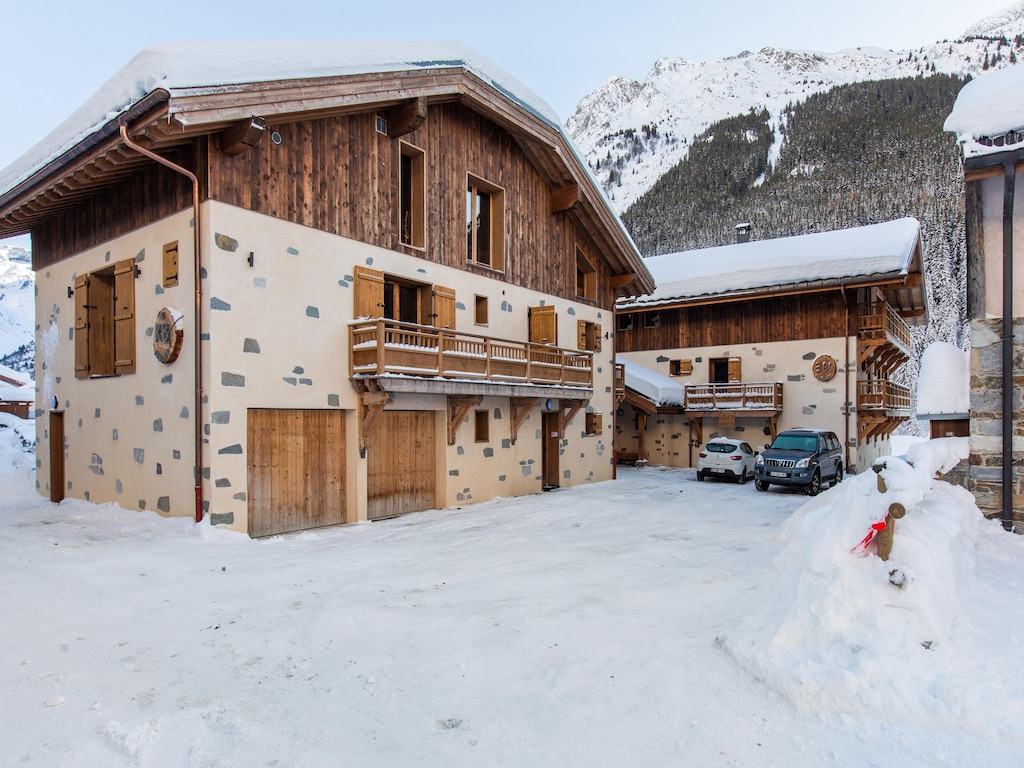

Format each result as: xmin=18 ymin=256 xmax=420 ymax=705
xmin=616 ymin=292 xmax=849 ymax=353
xmin=208 ymin=103 xmax=616 ymax=307
xmin=31 ymin=145 xmax=199 ymax=271
xmin=247 ymin=409 xmax=346 ymax=538
xmin=366 ymin=411 xmax=436 ymax=520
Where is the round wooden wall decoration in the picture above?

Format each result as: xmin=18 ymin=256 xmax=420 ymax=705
xmin=812 ymin=354 xmax=838 ymax=381
xmin=153 ymin=307 xmax=184 ymax=364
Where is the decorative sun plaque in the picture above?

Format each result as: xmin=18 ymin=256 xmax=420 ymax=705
xmin=153 ymin=307 xmax=184 ymax=364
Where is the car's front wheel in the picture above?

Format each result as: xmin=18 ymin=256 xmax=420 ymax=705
xmin=834 ymin=462 xmax=844 ymax=486
xmin=806 ymin=470 xmax=821 ymax=496
xmin=754 ymin=479 xmax=770 ymax=492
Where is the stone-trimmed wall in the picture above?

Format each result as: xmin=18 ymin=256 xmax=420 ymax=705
xmin=968 ymin=317 xmax=1024 ymax=530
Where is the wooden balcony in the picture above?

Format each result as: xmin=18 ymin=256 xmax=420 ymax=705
xmin=350 ymin=319 xmax=593 ymax=390
xmin=858 ymin=301 xmax=911 ymax=374
xmin=684 ymin=381 xmax=783 ymax=415
xmin=857 ymin=379 xmax=911 ymax=442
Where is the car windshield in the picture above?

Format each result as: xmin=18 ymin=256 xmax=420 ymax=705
xmin=706 ymin=443 xmax=737 ymax=453
xmin=771 ymin=434 xmax=817 ymax=452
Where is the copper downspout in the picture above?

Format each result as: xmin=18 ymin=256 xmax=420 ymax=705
xmin=1000 ymin=155 xmax=1015 ymax=531
xmin=118 ymin=125 xmax=204 ymax=523
xmin=840 ymin=281 xmax=851 ymax=473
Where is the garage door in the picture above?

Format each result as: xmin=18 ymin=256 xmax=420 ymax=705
xmin=247 ymin=409 xmax=346 ymax=537
xmin=367 ymin=410 xmax=436 ymax=520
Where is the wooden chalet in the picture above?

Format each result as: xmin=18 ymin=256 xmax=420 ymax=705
xmin=0 ymin=41 xmax=654 ymax=536
xmin=613 ymin=219 xmax=926 ymax=473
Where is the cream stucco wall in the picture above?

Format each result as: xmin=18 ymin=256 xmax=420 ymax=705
xmin=37 ymin=200 xmax=616 ymax=534
xmin=35 ymin=209 xmax=199 ymax=516
xmin=979 ymin=173 xmax=1024 ymax=317
xmin=617 ymin=335 xmax=889 ymax=474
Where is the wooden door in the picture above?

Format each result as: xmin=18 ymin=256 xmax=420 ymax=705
xmin=354 ymin=266 xmax=385 ymax=319
xmin=433 ymin=285 xmax=456 ymax=329
xmin=366 ymin=411 xmax=436 ymax=520
xmin=247 ymin=409 xmax=346 ymax=537
xmin=542 ymin=411 xmax=560 ymax=489
xmin=49 ymin=411 xmax=64 ymax=503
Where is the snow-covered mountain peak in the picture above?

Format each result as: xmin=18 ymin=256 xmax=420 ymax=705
xmin=964 ymin=0 xmax=1024 ymax=39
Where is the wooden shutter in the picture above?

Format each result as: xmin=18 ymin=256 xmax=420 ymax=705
xmin=577 ymin=319 xmax=588 ymax=350
xmin=433 ymin=285 xmax=456 ymax=329
xmin=529 ymin=305 xmax=557 ymax=345
xmin=114 ymin=259 xmax=136 ymax=375
xmin=354 ymin=266 xmax=385 ymax=318
xmin=74 ymin=274 xmax=90 ymax=378
xmin=728 ymin=357 xmax=742 ymax=382
xmin=594 ymin=323 xmax=602 ymax=353
xmin=595 ymin=413 xmax=603 ymax=435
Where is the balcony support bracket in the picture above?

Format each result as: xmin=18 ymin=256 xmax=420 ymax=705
xmin=510 ymin=397 xmax=540 ymax=445
xmin=448 ymin=395 xmax=481 ymax=446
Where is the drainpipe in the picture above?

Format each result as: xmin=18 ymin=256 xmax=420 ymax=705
xmin=119 ymin=125 xmax=204 ymax=524
xmin=840 ymin=281 xmax=851 ymax=472
xmin=1000 ymin=155 xmax=1016 ymax=532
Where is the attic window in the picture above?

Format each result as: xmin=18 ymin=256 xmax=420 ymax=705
xmin=575 ymin=245 xmax=596 ymax=301
xmin=376 ymin=115 xmax=388 ymax=135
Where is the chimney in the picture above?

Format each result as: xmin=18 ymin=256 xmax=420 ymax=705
xmin=735 ymin=223 xmax=752 ymax=244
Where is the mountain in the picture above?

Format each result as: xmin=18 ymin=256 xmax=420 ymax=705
xmin=568 ymin=6 xmax=1024 ymax=213
xmin=0 ymin=243 xmax=34 ymax=369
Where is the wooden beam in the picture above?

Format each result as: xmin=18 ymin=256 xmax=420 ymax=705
xmin=609 ymin=273 xmax=636 ymax=289
xmin=550 ymin=183 xmax=579 ymax=213
xmin=358 ymin=391 xmax=390 ymax=451
xmin=560 ymin=399 xmax=587 ymax=434
xmin=509 ymin=397 xmax=539 ymax=445
xmin=219 ymin=116 xmax=267 ymax=155
xmin=387 ymin=97 xmax=428 ymax=138
xmin=447 ymin=395 xmax=480 ymax=446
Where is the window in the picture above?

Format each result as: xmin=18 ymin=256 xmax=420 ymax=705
xmin=669 ymin=359 xmax=692 ymax=377
xmin=710 ymin=357 xmax=741 ymax=383
xmin=585 ymin=412 xmax=603 ymax=436
xmin=617 ymin=313 xmax=633 ymax=331
xmin=467 ymin=175 xmax=505 ymax=271
xmin=577 ymin=319 xmax=602 ymax=352
xmin=74 ymin=258 xmax=136 ymax=378
xmin=643 ymin=312 xmax=661 ymax=328
xmin=474 ymin=410 xmax=489 ymax=443
xmin=575 ymin=246 xmax=596 ymax=301
xmin=399 ymin=142 xmax=425 ymax=248
xmin=475 ymin=295 xmax=488 ymax=326
xmin=354 ymin=267 xmax=454 ymax=328
xmin=163 ymin=241 xmax=178 ymax=287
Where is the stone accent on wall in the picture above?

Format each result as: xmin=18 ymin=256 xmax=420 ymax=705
xmin=968 ymin=317 xmax=1024 ymax=531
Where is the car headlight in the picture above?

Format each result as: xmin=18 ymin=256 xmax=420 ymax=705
xmin=795 ymin=458 xmax=810 ymax=469
xmin=755 ymin=454 xmax=764 ymax=465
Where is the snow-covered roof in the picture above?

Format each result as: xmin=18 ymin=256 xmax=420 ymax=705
xmin=621 ymin=359 xmax=684 ymax=407
xmin=944 ymin=64 xmax=1024 ymax=159
xmin=0 ymin=41 xmax=560 ymax=196
xmin=915 ymin=341 xmax=970 ymax=417
xmin=619 ymin=218 xmax=921 ymax=309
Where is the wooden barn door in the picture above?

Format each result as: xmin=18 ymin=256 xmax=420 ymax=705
xmin=542 ymin=411 xmax=560 ymax=489
xmin=247 ymin=409 xmax=346 ymax=537
xmin=366 ymin=411 xmax=436 ymax=520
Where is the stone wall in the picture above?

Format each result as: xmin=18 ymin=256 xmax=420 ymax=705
xmin=968 ymin=317 xmax=1024 ymax=531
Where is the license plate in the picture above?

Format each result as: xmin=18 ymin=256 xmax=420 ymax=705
xmin=769 ymin=471 xmax=787 ymax=478
xmin=712 ymin=468 xmax=725 ymax=473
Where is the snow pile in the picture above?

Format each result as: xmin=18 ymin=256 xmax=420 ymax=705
xmin=620 ymin=358 xmax=684 ymax=406
xmin=916 ymin=341 xmax=970 ymax=415
xmin=944 ymin=63 xmax=1024 ymax=158
xmin=0 ymin=412 xmax=35 ymax=487
xmin=726 ymin=439 xmax=1021 ymax=738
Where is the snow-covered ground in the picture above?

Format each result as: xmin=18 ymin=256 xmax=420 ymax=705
xmin=2 ymin=414 xmax=1022 ymax=767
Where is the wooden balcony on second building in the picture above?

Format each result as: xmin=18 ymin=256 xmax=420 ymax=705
xmin=684 ymin=381 xmax=784 ymax=416
xmin=858 ymin=296 xmax=911 ymax=374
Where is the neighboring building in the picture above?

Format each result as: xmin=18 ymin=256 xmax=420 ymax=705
xmin=0 ymin=363 xmax=32 ymax=419
xmin=915 ymin=341 xmax=970 ymax=439
xmin=614 ymin=219 xmax=927 ymax=475
xmin=0 ymin=42 xmax=653 ymax=536
xmin=945 ymin=65 xmax=1024 ymax=531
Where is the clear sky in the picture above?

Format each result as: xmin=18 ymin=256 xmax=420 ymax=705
xmin=0 ymin=0 xmax=1013 ymax=249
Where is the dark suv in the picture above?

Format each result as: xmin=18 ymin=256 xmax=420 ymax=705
xmin=753 ymin=428 xmax=844 ymax=495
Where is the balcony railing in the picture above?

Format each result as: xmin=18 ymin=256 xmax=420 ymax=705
xmin=684 ymin=381 xmax=783 ymax=412
xmin=857 ymin=379 xmax=912 ymax=412
xmin=859 ymin=301 xmax=911 ymax=350
xmin=350 ymin=319 xmax=593 ymax=387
